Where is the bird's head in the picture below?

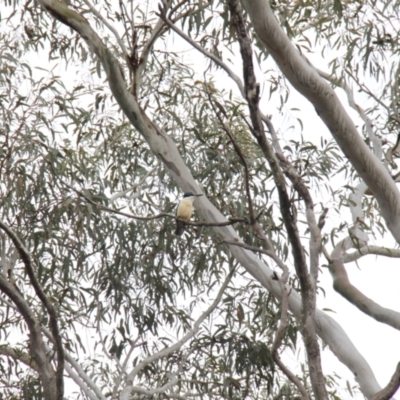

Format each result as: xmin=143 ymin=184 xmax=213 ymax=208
xmin=183 ymin=192 xmax=203 ymax=198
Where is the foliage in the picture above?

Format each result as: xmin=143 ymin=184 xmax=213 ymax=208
xmin=0 ymin=0 xmax=399 ymax=399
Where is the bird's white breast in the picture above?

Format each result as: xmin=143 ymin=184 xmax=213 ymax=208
xmin=177 ymin=197 xmax=195 ymax=220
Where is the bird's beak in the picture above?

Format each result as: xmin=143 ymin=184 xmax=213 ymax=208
xmin=193 ymin=194 xmax=203 ymax=197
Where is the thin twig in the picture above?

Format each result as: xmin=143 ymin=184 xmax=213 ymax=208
xmin=82 ymin=0 xmax=129 ymax=60
xmin=57 ymin=176 xmax=247 ymax=227
xmin=156 ymin=1 xmax=245 ymax=97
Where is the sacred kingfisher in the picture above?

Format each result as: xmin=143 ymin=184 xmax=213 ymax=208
xmin=175 ymin=192 xmax=203 ymax=236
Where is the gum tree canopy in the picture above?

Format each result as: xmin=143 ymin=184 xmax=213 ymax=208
xmin=1 ymin=0 xmax=400 ymax=399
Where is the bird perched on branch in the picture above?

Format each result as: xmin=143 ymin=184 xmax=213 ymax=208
xmin=175 ymin=192 xmax=203 ymax=236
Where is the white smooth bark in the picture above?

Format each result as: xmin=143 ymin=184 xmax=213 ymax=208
xmin=36 ymin=0 xmax=382 ymax=398
xmin=242 ymin=0 xmax=400 ymax=245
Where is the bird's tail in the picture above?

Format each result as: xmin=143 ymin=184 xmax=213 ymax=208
xmin=175 ymin=220 xmax=185 ymax=236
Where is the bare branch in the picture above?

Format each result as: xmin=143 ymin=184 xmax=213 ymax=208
xmin=330 ymin=241 xmax=400 ymax=330
xmin=344 ymin=245 xmax=400 ymax=263
xmin=0 ymin=345 xmax=39 ymax=371
xmin=371 ymin=362 xmax=400 ymax=400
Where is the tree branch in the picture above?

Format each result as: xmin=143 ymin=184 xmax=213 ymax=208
xmin=329 ymin=243 xmax=400 ymax=331
xmin=371 ymin=362 xmax=400 ymax=400
xmin=344 ymin=245 xmax=400 ymax=263
xmin=0 ymin=273 xmax=56 ymax=400
xmin=0 ymin=221 xmax=64 ymax=400
xmin=0 ymin=345 xmax=39 ymax=371
xmin=56 ymin=176 xmax=248 ymax=227
xmin=228 ymin=1 xmax=327 ymax=398
xmin=275 ymin=152 xmax=321 ymax=290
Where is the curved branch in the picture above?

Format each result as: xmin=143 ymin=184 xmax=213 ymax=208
xmin=344 ymin=245 xmax=400 ymax=263
xmin=0 ymin=274 xmax=56 ymax=400
xmin=0 ymin=221 xmax=64 ymax=400
xmin=371 ymin=362 xmax=400 ymax=400
xmin=330 ymin=239 xmax=400 ymax=331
